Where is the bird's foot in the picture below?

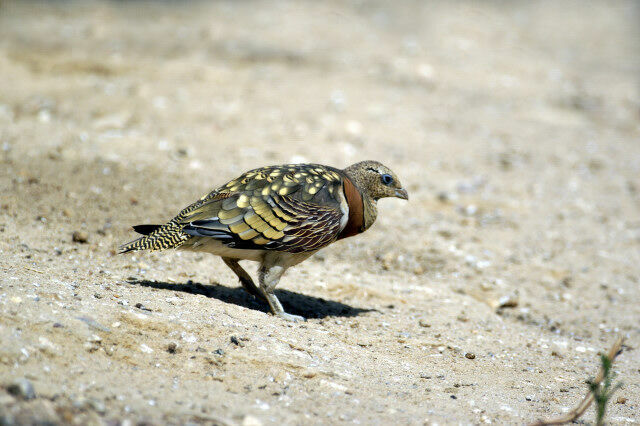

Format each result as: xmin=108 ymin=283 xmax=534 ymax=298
xmin=273 ymin=311 xmax=306 ymax=322
xmin=260 ymin=284 xmax=305 ymax=322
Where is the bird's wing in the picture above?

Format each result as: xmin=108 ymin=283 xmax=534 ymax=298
xmin=178 ymin=164 xmax=349 ymax=253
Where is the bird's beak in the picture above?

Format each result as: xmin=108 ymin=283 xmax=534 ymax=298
xmin=395 ymin=188 xmax=409 ymax=200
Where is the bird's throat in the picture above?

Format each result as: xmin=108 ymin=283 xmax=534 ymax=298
xmin=338 ymin=176 xmax=377 ymax=240
xmin=362 ymin=195 xmax=377 ymax=231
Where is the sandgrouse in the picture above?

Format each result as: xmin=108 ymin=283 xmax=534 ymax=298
xmin=120 ymin=160 xmax=408 ymax=321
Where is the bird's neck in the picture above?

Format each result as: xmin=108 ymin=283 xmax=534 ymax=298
xmin=338 ymin=174 xmax=377 ymax=240
xmin=342 ymin=168 xmax=378 ymax=232
xmin=362 ymin=194 xmax=377 ymax=231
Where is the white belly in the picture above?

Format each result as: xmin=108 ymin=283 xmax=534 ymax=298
xmin=181 ymin=237 xmax=265 ymax=261
xmin=180 ymin=237 xmax=317 ymax=268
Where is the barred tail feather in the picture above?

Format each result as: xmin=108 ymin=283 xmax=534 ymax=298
xmin=118 ymin=235 xmax=149 ymax=253
xmin=119 ymin=222 xmax=189 ymax=253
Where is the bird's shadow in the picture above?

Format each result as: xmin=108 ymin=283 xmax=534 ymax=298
xmin=126 ymin=278 xmax=376 ymax=319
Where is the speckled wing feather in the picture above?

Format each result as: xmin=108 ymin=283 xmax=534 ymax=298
xmin=119 ymin=164 xmax=348 ymax=254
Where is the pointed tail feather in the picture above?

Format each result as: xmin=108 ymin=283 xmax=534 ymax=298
xmin=133 ymin=224 xmax=162 ymax=235
xmin=118 ymin=236 xmax=147 ymax=253
xmin=119 ymin=222 xmax=189 ymax=253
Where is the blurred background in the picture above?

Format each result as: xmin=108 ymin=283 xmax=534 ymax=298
xmin=2 ymin=1 xmax=638 ymax=175
xmin=1 ymin=1 xmax=639 ymax=424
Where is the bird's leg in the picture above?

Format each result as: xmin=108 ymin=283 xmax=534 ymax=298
xmin=258 ymin=262 xmax=304 ymax=322
xmin=221 ymin=257 xmax=263 ymax=299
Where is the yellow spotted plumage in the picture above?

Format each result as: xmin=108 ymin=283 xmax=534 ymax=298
xmin=120 ymin=161 xmax=408 ymax=321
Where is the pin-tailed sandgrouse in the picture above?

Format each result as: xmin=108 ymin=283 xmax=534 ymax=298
xmin=120 ymin=160 xmax=408 ymax=321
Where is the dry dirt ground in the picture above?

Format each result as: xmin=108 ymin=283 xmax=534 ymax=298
xmin=1 ymin=1 xmax=639 ymax=424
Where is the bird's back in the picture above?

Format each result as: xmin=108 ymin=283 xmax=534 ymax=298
xmin=119 ymin=163 xmax=352 ymax=255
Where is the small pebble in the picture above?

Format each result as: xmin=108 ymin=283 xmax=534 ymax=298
xmin=88 ymin=334 xmax=102 ymax=343
xmin=140 ymin=344 xmax=153 ymax=354
xmin=437 ymin=191 xmax=451 ymax=203
xmin=437 ymin=229 xmax=453 ymax=239
xmin=167 ymin=342 xmax=178 ymax=354
xmin=135 ymin=302 xmax=151 ymax=311
xmin=72 ymin=231 xmax=89 ymax=243
xmin=7 ymin=378 xmax=36 ymax=400
xmin=496 ymin=294 xmax=519 ymax=309
xmin=461 ymin=204 xmax=478 ymax=216
xmin=230 ymin=336 xmax=245 ymax=347
xmin=418 ymin=319 xmax=431 ymax=328
xmin=465 ymin=352 xmax=476 ymax=359
xmin=302 ymin=370 xmax=317 ymax=379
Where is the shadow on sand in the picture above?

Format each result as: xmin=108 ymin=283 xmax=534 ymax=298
xmin=126 ymin=278 xmax=376 ymax=319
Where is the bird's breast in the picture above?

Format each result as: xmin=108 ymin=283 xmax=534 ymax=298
xmin=337 ymin=176 xmax=365 ymax=240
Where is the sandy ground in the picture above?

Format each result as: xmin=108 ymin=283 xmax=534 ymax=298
xmin=1 ymin=0 xmax=639 ymax=424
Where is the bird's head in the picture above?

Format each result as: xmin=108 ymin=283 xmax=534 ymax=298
xmin=343 ymin=160 xmax=409 ymax=201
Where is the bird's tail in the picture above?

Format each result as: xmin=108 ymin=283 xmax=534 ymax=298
xmin=119 ymin=222 xmax=189 ymax=253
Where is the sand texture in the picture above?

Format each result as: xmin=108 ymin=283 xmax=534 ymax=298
xmin=1 ymin=1 xmax=639 ymax=424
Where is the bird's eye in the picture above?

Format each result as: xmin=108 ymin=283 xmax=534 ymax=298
xmin=381 ymin=174 xmax=394 ymax=185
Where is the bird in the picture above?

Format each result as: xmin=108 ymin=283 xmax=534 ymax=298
xmin=120 ymin=160 xmax=408 ymax=321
